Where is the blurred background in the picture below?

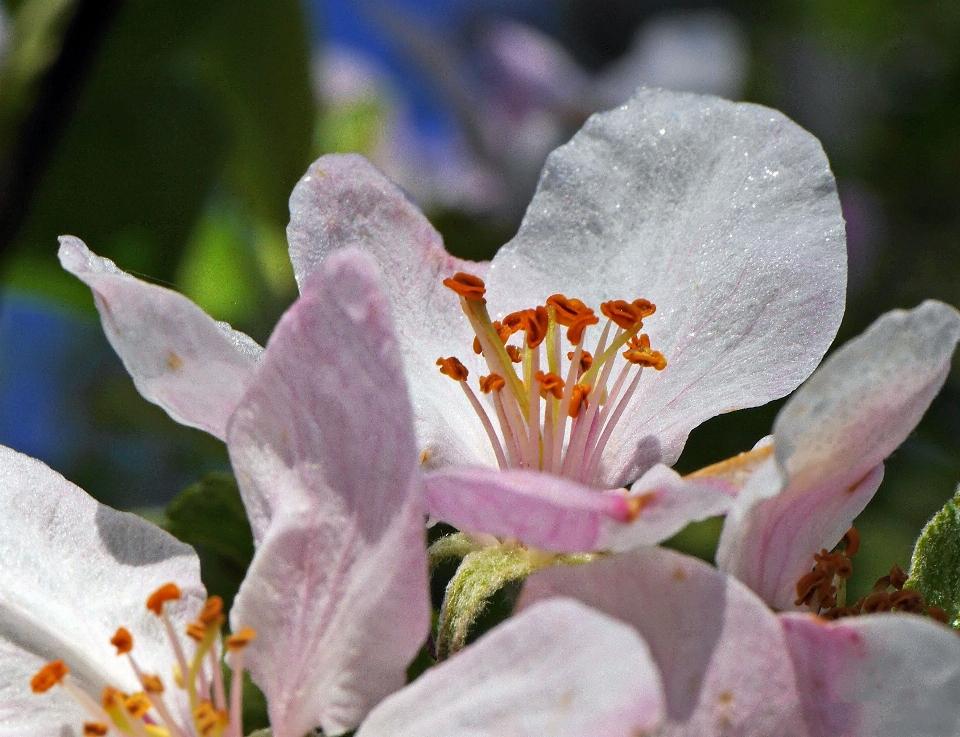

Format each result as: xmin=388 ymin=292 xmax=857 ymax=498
xmin=1 ymin=0 xmax=959 ymax=600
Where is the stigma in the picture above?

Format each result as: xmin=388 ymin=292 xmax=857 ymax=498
xmin=437 ymin=272 xmax=666 ymax=484
xmin=31 ymin=583 xmax=257 ymax=737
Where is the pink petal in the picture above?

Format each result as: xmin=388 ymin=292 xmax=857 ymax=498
xmin=488 ymin=89 xmax=847 ymax=486
xmin=227 ymin=249 xmax=430 ymax=737
xmin=519 ymin=547 xmax=810 ymax=736
xmin=286 ymin=154 xmax=497 ymax=469
xmin=780 ymin=613 xmax=960 ymax=736
xmin=598 ymin=463 xmax=736 ymax=552
xmin=357 ymin=598 xmax=665 ymax=737
xmin=0 ymin=444 xmax=204 ymax=737
xmin=58 ymin=236 xmax=262 ymax=440
xmin=717 ymin=458 xmax=883 ymax=610
xmin=718 ymin=301 xmax=960 ymax=609
xmin=424 ymin=466 xmax=632 ymax=553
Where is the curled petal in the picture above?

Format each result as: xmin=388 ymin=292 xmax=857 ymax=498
xmin=228 ymin=249 xmax=429 ymax=736
xmin=489 ymin=89 xmax=847 ymax=485
xmin=357 ymin=598 xmax=664 ymax=737
xmin=58 ymin=236 xmax=262 ymax=440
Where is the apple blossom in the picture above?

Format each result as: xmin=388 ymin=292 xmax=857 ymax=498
xmin=3 ymin=250 xmax=665 ymax=737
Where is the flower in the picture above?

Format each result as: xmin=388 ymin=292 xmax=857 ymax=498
xmin=713 ymin=300 xmax=960 ymax=610
xmin=3 ymin=250 xmax=666 ymax=737
xmin=520 ymin=545 xmax=960 ymax=736
xmin=60 ymin=88 xmax=847 ymax=555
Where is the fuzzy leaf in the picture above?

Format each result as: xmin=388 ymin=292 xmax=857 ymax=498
xmin=907 ymin=484 xmax=960 ymax=628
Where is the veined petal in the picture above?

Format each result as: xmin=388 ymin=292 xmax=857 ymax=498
xmin=717 ymin=301 xmax=960 ymax=609
xmin=58 ymin=235 xmax=263 ymax=440
xmin=0 ymin=445 xmax=204 ymax=737
xmin=519 ymin=547 xmax=809 ymax=736
xmin=489 ymin=89 xmax=847 ymax=486
xmin=598 ymin=464 xmax=736 ymax=552
xmin=717 ymin=458 xmax=883 ymax=610
xmin=424 ymin=467 xmax=633 ymax=553
xmin=780 ymin=613 xmax=960 ymax=736
xmin=356 ymin=598 xmax=664 ymax=737
xmin=286 ymin=154 xmax=495 ymax=468
xmin=228 ymin=249 xmax=430 ymax=737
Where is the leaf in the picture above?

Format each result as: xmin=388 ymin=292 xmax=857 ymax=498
xmin=906 ymin=484 xmax=960 ymax=628
xmin=164 ymin=471 xmax=253 ymax=567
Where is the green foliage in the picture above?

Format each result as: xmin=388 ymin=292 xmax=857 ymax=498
xmin=164 ymin=471 xmax=253 ymax=608
xmin=906 ymin=484 xmax=960 ymax=628
xmin=2 ymin=0 xmax=314 ymax=314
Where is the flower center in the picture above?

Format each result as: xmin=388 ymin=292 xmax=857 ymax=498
xmin=30 ymin=583 xmax=256 ymax=737
xmin=793 ymin=527 xmax=947 ymax=623
xmin=437 ymin=272 xmax=667 ymax=484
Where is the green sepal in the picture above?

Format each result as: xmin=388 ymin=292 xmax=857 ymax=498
xmin=906 ymin=484 xmax=960 ymax=628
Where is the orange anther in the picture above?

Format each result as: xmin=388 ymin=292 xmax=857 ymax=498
xmin=111 ymin=627 xmax=133 ymax=655
xmin=631 ymin=298 xmax=656 ymax=319
xmin=146 ymin=583 xmax=181 ymax=615
xmin=622 ymin=334 xmax=667 ymax=370
xmin=141 ymin=674 xmax=164 ymax=693
xmin=83 ymin=723 xmax=109 ymax=737
xmin=520 ymin=306 xmax=550 ymax=348
xmin=226 ymin=626 xmax=258 ymax=651
xmin=437 ymin=356 xmax=469 ymax=381
xmin=890 ymin=589 xmax=926 ymax=613
xmin=601 ymin=300 xmax=645 ymax=330
xmin=101 ymin=686 xmax=124 ymax=710
xmin=568 ymin=350 xmax=593 ymax=373
xmin=198 ymin=596 xmax=224 ymax=625
xmin=862 ymin=592 xmax=892 ymax=614
xmin=505 ymin=345 xmax=522 ymax=363
xmin=841 ymin=527 xmax=860 ymax=557
xmin=888 ymin=564 xmax=908 ymax=590
xmin=928 ymin=606 xmax=949 ymax=623
xmin=546 ymin=295 xmax=599 ymax=344
xmin=442 ymin=272 xmax=486 ymax=301
xmin=186 ymin=622 xmax=207 ymax=641
xmin=30 ymin=661 xmax=69 ymax=693
xmin=795 ymin=570 xmax=831 ymax=607
xmin=535 ymin=371 xmax=564 ymax=399
xmin=568 ymin=384 xmax=591 ymax=418
xmin=194 ymin=701 xmax=228 ymax=737
xmin=125 ymin=692 xmax=151 ymax=719
xmin=479 ymin=374 xmax=505 ymax=393
xmin=472 ymin=336 xmax=482 ymax=354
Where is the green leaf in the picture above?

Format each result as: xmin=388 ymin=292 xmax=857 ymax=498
xmin=906 ymin=484 xmax=960 ymax=628
xmin=164 ymin=471 xmax=253 ymax=567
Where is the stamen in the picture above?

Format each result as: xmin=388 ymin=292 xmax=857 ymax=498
xmin=83 ymin=723 xmax=109 ymax=737
xmin=225 ymin=627 xmax=256 ymax=650
xmin=535 ymin=371 xmax=564 ymax=399
xmin=437 ymin=356 xmax=469 ymax=382
xmin=622 ymin=334 xmax=667 ymax=370
xmin=442 ymin=272 xmax=486 ymax=301
xmin=146 ymin=584 xmax=181 ymax=615
xmin=111 ymin=627 xmax=134 ymax=655
xmin=568 ymin=384 xmax=591 ymax=418
xmin=479 ymin=374 xmax=505 ymax=393
xmin=31 ymin=661 xmax=69 ymax=693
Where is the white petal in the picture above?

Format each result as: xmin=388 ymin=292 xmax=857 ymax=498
xmin=357 ymin=598 xmax=664 ymax=737
xmin=286 ymin=154 xmax=496 ymax=468
xmin=781 ymin=613 xmax=960 ymax=736
xmin=519 ymin=547 xmax=810 ymax=736
xmin=0 ymin=445 xmax=204 ymax=737
xmin=775 ymin=300 xmax=960 ymax=489
xmin=489 ymin=89 xmax=846 ymax=485
xmin=58 ymin=236 xmax=262 ymax=440
xmin=228 ymin=249 xmax=430 ymax=736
